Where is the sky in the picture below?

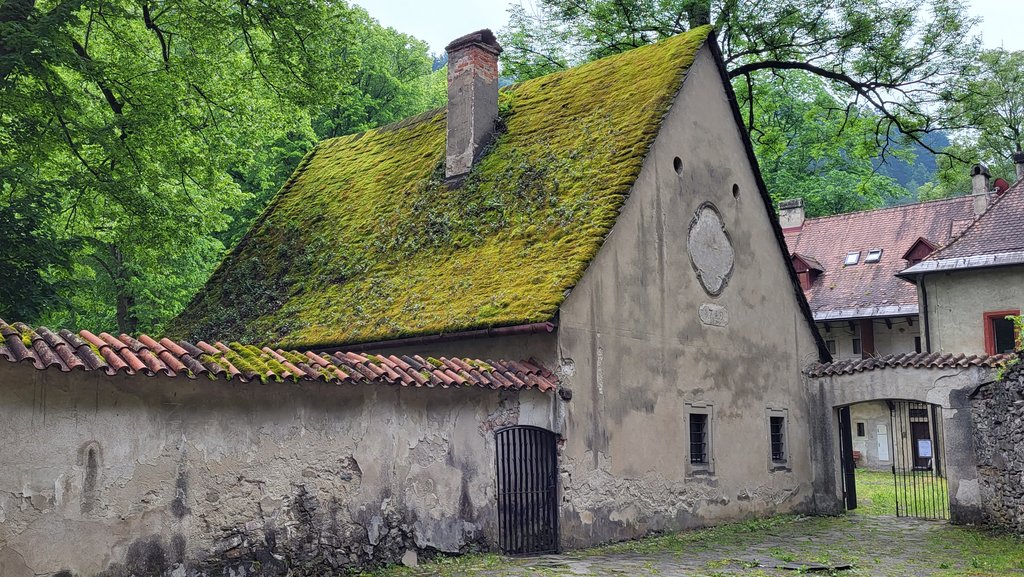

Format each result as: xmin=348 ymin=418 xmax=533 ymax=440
xmin=355 ymin=0 xmax=1024 ymax=54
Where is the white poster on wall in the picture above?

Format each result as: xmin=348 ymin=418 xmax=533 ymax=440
xmin=877 ymin=424 xmax=890 ymax=461
xmin=918 ymin=439 xmax=932 ymax=458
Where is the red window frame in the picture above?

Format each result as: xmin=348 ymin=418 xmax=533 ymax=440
xmin=983 ymin=309 xmax=1020 ymax=355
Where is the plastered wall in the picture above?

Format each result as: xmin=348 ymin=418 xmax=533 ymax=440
xmin=554 ymin=45 xmax=824 ymax=548
xmin=0 ymin=362 xmax=553 ymax=577
xmin=924 ymin=266 xmax=1024 ymax=355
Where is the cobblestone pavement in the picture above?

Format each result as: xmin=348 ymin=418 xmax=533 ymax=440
xmin=384 ymin=515 xmax=1024 ymax=577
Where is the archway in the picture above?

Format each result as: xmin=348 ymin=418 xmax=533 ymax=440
xmin=838 ymin=399 xmax=949 ymax=519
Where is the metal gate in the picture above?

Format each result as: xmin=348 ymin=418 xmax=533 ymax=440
xmin=495 ymin=426 xmax=559 ymax=554
xmin=888 ymin=400 xmax=948 ymax=519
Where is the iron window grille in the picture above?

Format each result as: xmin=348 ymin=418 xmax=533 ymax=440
xmin=770 ymin=416 xmax=786 ymax=462
xmin=689 ymin=413 xmax=709 ymax=464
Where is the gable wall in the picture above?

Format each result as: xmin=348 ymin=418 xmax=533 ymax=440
xmin=0 ymin=361 xmax=552 ymax=576
xmin=554 ymin=45 xmax=823 ymax=547
xmin=923 ymin=265 xmax=1024 ymax=354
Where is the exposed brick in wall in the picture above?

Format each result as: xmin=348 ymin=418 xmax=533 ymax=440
xmin=971 ymin=361 xmax=1024 ymax=533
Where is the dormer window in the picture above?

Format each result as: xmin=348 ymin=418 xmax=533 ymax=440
xmin=844 ymin=252 xmax=860 ymax=266
xmin=902 ymin=237 xmax=938 ymax=266
xmin=791 ymin=253 xmax=824 ymax=291
xmin=865 ymin=249 xmax=883 ymax=263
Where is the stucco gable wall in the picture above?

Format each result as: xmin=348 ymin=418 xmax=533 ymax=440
xmin=0 ymin=361 xmax=551 ymax=576
xmin=554 ymin=44 xmax=822 ymax=547
xmin=924 ymin=265 xmax=1024 ymax=355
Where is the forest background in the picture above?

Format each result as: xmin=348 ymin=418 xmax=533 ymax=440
xmin=1 ymin=0 xmax=1022 ymax=334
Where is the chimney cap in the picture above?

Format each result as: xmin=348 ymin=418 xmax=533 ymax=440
xmin=445 ymin=29 xmax=502 ymax=56
xmin=970 ymin=163 xmax=990 ymax=178
xmin=1013 ymin=151 xmax=1024 ymax=165
xmin=779 ymin=198 xmax=804 ymax=209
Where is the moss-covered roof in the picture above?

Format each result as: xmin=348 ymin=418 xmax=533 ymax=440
xmin=170 ymin=26 xmax=712 ymax=348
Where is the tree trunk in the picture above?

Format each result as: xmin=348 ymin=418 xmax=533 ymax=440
xmin=109 ymin=245 xmax=138 ymax=334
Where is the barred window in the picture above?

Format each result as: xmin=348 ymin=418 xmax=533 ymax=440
xmin=689 ymin=413 xmax=709 ymax=464
xmin=770 ymin=416 xmax=786 ymax=462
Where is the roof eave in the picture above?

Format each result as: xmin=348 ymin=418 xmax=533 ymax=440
xmin=899 ymin=251 xmax=1024 ymax=277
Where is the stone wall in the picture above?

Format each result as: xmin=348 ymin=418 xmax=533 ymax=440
xmin=0 ymin=362 xmax=555 ymax=577
xmin=971 ymin=362 xmax=1024 ymax=533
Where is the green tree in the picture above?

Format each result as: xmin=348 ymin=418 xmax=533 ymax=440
xmin=747 ymin=72 xmax=906 ymax=216
xmin=501 ymin=0 xmax=980 ymax=161
xmin=0 ymin=0 xmax=442 ymax=333
xmin=929 ymin=48 xmax=1024 ymax=194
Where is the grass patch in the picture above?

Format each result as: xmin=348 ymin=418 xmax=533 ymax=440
xmin=853 ymin=468 xmax=949 ymax=518
xmin=357 ymin=513 xmax=1024 ymax=577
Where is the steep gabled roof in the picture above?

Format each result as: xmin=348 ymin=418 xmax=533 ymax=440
xmin=170 ymin=27 xmax=713 ymax=348
xmin=901 ymin=178 xmax=1024 ymax=276
xmin=783 ymin=196 xmax=977 ymax=320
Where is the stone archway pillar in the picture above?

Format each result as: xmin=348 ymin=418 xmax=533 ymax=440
xmin=804 ymin=365 xmax=994 ymax=524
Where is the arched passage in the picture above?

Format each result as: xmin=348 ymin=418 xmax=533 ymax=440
xmin=837 ymin=399 xmax=949 ymax=519
xmin=806 ymin=364 xmax=996 ymax=525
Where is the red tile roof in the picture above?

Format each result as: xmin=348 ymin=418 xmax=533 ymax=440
xmin=0 ymin=320 xmax=557 ymax=392
xmin=783 ymin=196 xmax=977 ymax=319
xmin=805 ymin=351 xmax=1011 ymax=377
xmin=902 ymin=178 xmax=1024 ymax=274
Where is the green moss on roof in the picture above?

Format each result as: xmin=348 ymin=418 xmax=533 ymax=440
xmin=170 ymin=27 xmax=712 ymax=348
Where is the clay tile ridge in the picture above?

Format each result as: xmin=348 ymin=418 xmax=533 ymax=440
xmin=0 ymin=321 xmax=557 ymax=391
xmin=805 ymin=352 xmax=1012 ymax=377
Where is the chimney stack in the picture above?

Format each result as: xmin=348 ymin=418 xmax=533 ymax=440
xmin=778 ymin=198 xmax=806 ymax=231
xmin=971 ymin=163 xmax=990 ymax=216
xmin=445 ymin=29 xmax=502 ymax=185
xmin=1013 ymin=148 xmax=1024 ymax=181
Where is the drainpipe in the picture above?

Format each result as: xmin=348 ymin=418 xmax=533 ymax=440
xmin=919 ymin=274 xmax=931 ymax=353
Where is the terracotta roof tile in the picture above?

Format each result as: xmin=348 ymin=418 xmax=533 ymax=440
xmin=805 ymin=351 xmax=1012 ymax=377
xmin=0 ymin=318 xmax=556 ymax=392
xmin=903 ymin=178 xmax=1024 ymax=273
xmin=783 ymin=196 xmax=976 ymax=318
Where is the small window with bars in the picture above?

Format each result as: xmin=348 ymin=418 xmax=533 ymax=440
xmin=689 ymin=413 xmax=709 ymax=465
xmin=766 ymin=408 xmax=790 ymax=470
xmin=685 ymin=403 xmax=714 ymax=474
xmin=770 ymin=416 xmax=786 ymax=462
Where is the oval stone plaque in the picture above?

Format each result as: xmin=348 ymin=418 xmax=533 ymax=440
xmin=687 ymin=202 xmax=734 ymax=296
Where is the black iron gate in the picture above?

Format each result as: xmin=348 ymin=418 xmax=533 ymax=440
xmin=495 ymin=426 xmax=559 ymax=554
xmin=888 ymin=400 xmax=948 ymax=520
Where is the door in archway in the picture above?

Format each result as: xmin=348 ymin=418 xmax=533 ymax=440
xmin=495 ymin=426 xmax=559 ymax=554
xmin=888 ymin=400 xmax=948 ymax=519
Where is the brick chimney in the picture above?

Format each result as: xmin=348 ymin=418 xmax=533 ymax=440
xmin=971 ymin=163 xmax=990 ymax=216
xmin=778 ymin=198 xmax=806 ymax=231
xmin=1013 ymin=148 xmax=1024 ymax=181
xmin=445 ymin=29 xmax=502 ymax=185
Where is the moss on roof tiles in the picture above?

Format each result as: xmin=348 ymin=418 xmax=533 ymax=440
xmin=170 ymin=26 xmax=712 ymax=348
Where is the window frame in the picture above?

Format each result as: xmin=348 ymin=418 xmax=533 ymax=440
xmin=864 ymin=248 xmax=883 ymax=263
xmin=852 ymin=338 xmax=862 ymax=355
xmin=984 ymin=310 xmax=1019 ymax=355
xmin=766 ymin=407 xmax=791 ymax=471
xmin=685 ymin=402 xmax=714 ymax=476
xmin=826 ymin=339 xmax=837 ymax=355
xmin=844 ymin=251 xmax=860 ymax=266
xmin=855 ymin=422 xmax=866 ymax=437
